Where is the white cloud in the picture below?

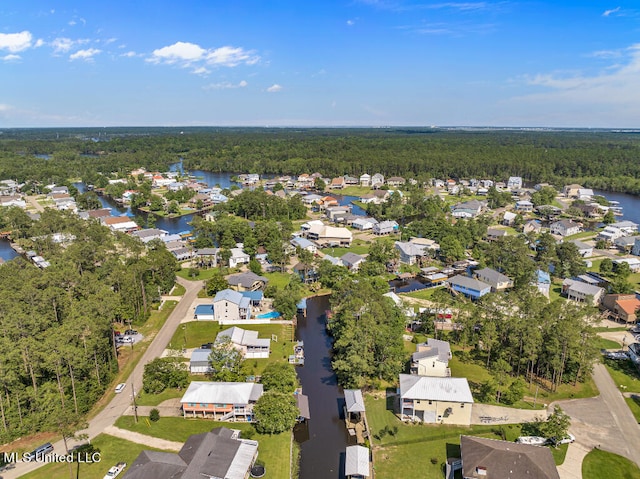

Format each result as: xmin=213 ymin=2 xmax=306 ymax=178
xmin=0 ymin=104 xmax=12 ymax=111
xmin=204 ymin=80 xmax=248 ymax=90
xmin=192 ymin=66 xmax=210 ymax=76
xmin=148 ymin=41 xmax=206 ymax=64
xmin=267 ymin=84 xmax=282 ymax=93
xmin=206 ymin=46 xmax=259 ymax=66
xmin=70 ymin=48 xmax=101 ymax=61
xmin=2 ymin=54 xmax=21 ymax=62
xmin=121 ymin=51 xmax=137 ymax=58
xmin=0 ymin=31 xmax=33 ymax=53
xmin=512 ymin=43 xmax=640 ymax=125
xmin=148 ymin=41 xmax=259 ymax=71
xmin=603 ymin=7 xmax=620 ymax=17
xmin=347 ymin=19 xmax=355 ymax=26
xmin=51 ymin=37 xmax=79 ymax=53
xmin=34 ymin=39 xmax=45 ymax=48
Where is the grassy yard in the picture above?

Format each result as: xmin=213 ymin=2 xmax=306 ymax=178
xmin=625 ymin=395 xmax=640 ymax=422
xmin=321 ymin=241 xmax=371 ymax=257
xmin=582 ymin=448 xmax=640 ymax=479
xmin=401 ymin=286 xmax=444 ymax=301
xmin=176 ymin=267 xmax=226 ymax=281
xmin=603 ymin=358 xmax=640 ymax=393
xmin=565 ymin=231 xmax=597 ymax=241
xmin=115 ymin=416 xmax=292 ymax=479
xmin=21 ymin=434 xmax=171 ymax=479
xmin=171 ymin=283 xmax=186 ymax=296
xmin=262 ymin=271 xmax=291 ymax=289
xmin=364 ymin=392 xmax=566 ymax=479
xmin=594 ymin=336 xmax=622 ymax=350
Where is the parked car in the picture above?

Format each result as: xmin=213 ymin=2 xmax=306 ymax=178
xmin=124 ymin=329 xmax=138 ymax=336
xmin=550 ymin=433 xmax=575 ymax=446
xmin=516 ymin=436 xmax=547 ymax=446
xmin=26 ymin=442 xmax=54 ymax=460
xmin=114 ymin=383 xmax=126 ymax=394
xmin=117 ymin=336 xmax=133 ymax=344
xmin=200 ymin=343 xmax=213 ymax=350
xmin=103 ymin=462 xmax=127 ymax=479
xmin=114 ymin=331 xmax=122 ymax=336
xmin=605 ymin=351 xmax=628 ymax=360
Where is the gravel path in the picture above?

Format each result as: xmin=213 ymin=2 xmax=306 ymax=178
xmin=103 ymin=426 xmax=183 ymax=451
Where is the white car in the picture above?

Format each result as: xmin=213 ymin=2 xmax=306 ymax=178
xmin=114 ymin=383 xmax=126 ymax=394
xmin=117 ymin=336 xmax=133 ymax=344
xmin=516 ymin=436 xmax=547 ymax=446
xmin=551 ymin=433 xmax=575 ymax=445
xmin=103 ymin=462 xmax=127 ymax=479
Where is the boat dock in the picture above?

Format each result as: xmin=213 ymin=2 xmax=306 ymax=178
xmin=289 ymin=340 xmax=305 ymax=365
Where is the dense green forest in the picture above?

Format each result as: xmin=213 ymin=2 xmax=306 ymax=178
xmin=0 ymin=208 xmax=177 ymax=443
xmin=1 ymin=127 xmax=640 ymax=193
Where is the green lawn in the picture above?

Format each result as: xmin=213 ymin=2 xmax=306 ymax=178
xmin=582 ymin=448 xmax=640 ymax=479
xmin=625 ymin=395 xmax=640 ymax=422
xmin=565 ymin=231 xmax=597 ymax=241
xmin=364 ymin=392 xmax=566 ymax=479
xmin=603 ymin=358 xmax=640 ymax=393
xmin=176 ymin=267 xmax=224 ymax=281
xmin=401 ymin=287 xmax=445 ymax=301
xmin=594 ymin=337 xmax=622 ymax=350
xmin=262 ymin=271 xmax=291 ymax=289
xmin=171 ymin=283 xmax=186 ymax=296
xmin=21 ymin=434 xmax=171 ymax=479
xmin=115 ymin=416 xmax=292 ymax=479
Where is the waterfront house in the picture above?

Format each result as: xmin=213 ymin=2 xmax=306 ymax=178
xmin=325 ymin=205 xmax=351 ymax=221
xmin=123 ymin=427 xmax=258 ymax=479
xmin=181 ymin=381 xmax=263 ymax=421
xmin=226 ymin=271 xmax=268 ymax=292
xmin=614 ymin=236 xmax=636 ymax=252
xmin=131 ymin=228 xmax=168 ymax=243
xmin=386 ymin=176 xmax=406 ymax=187
xmin=399 ymin=374 xmax=473 ymax=425
xmin=373 ymin=220 xmax=398 ymax=236
xmin=550 ymin=219 xmax=581 ymax=237
xmin=293 ymin=262 xmax=319 ymax=284
xmin=213 ymin=289 xmax=252 ymax=323
xmin=460 ymin=435 xmax=560 ymax=479
xmin=473 ymin=267 xmax=514 ymax=292
xmin=102 ymin=216 xmax=139 ymax=233
xmin=352 ymin=217 xmax=378 ymax=231
xmin=568 ymin=240 xmax=593 ymax=257
xmin=394 ymin=240 xmax=436 ymax=265
xmin=344 ymin=175 xmax=359 ymax=185
xmin=563 ymin=184 xmax=583 ymax=198
xmin=411 ymin=339 xmax=452 ymax=377
xmin=371 ymin=173 xmax=385 ymax=188
xmin=446 ymin=275 xmax=491 ymax=300
xmin=305 ymin=223 xmax=352 ymax=247
xmin=215 ymin=327 xmax=270 ymax=359
xmin=359 ymin=174 xmax=371 ymax=187
xmin=330 ymin=177 xmax=345 ymax=189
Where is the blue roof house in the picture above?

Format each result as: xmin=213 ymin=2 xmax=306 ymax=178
xmin=446 ymin=275 xmax=491 ymax=300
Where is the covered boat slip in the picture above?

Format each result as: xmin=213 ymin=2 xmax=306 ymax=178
xmin=345 ymin=445 xmax=371 ymax=478
xmin=343 ymin=389 xmax=370 ymax=445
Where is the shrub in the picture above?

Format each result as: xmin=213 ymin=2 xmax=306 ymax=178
xmin=149 ymin=409 xmax=160 ymax=422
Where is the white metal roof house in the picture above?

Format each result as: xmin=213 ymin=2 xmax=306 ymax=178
xmin=411 ymin=339 xmax=452 ymax=377
xmin=399 ymin=374 xmax=473 ymax=425
xmin=550 ymin=220 xmax=581 ymax=237
xmin=190 ymin=349 xmax=214 ymax=374
xmin=181 ymin=381 xmax=264 ymax=421
xmin=228 ymin=244 xmax=250 ymax=268
xmin=373 ymin=220 xmax=398 ymax=236
xmin=215 ymin=327 xmax=271 ymax=359
xmin=345 ymin=445 xmax=370 ymax=478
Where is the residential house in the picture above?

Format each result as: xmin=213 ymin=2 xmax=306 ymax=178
xmin=291 ymin=236 xmax=318 ymax=254
xmin=213 ymin=289 xmax=252 ymax=323
xmin=550 ymin=219 xmax=581 ymax=237
xmin=399 ymin=374 xmax=473 ymax=425
xmin=601 ymin=294 xmax=640 ymax=323
xmin=306 ymin=223 xmax=352 ymax=246
xmin=460 ymin=435 xmax=560 ymax=479
xmin=515 ymin=200 xmax=534 ymax=212
xmin=194 ymin=248 xmax=219 ymax=268
xmin=533 ymin=269 xmax=551 ymax=297
xmin=502 ymin=211 xmax=517 ymax=226
xmin=386 ymin=176 xmax=406 ymax=188
xmin=102 ymin=216 xmax=139 ymax=233
xmin=485 ymin=228 xmax=507 ymax=241
xmin=523 ymin=219 xmax=543 ymax=234
xmin=228 ymin=244 xmax=250 ymax=268
xmin=359 ymin=174 xmax=371 ymax=187
xmin=190 ymin=349 xmax=213 ymax=374
xmin=507 ymin=176 xmax=523 ymax=190
xmin=326 ymin=205 xmax=351 ymax=221
xmin=344 ymin=175 xmax=359 ymax=185
xmin=614 ymin=257 xmax=640 ymax=272
xmin=171 ymin=247 xmax=193 ymax=261
xmin=411 ymin=339 xmax=452 ymax=377
xmin=293 ymin=262 xmax=319 ymax=284
xmin=371 ymin=173 xmax=385 ymax=188
xmin=215 ymin=327 xmax=270 ymax=359
xmin=577 ymin=188 xmax=594 ymax=200
xmin=131 ymin=228 xmax=168 ymax=243
xmin=0 ymin=196 xmax=26 ymax=208
xmin=614 ymin=236 xmax=636 ymax=252
xmin=321 ymin=254 xmax=343 ymax=267
xmin=330 ymin=177 xmax=345 ymax=189
xmin=181 ymin=381 xmax=263 ymax=420
xmin=226 ymin=271 xmax=268 ymax=292
xmin=373 ymin=220 xmax=398 ymax=236
xmin=301 ymin=193 xmax=323 ymax=207
xmin=345 ymin=445 xmax=371 ymax=479
xmin=598 ymin=221 xmax=638 ymax=242
xmin=568 ymin=240 xmax=593 ymax=257
xmin=395 ymin=240 xmax=436 ymax=265
xmin=563 ymin=184 xmax=583 ymax=198
xmin=352 ymin=217 xmax=378 ymax=231
xmin=446 ymin=275 xmax=491 ymax=300
xmin=562 ymin=279 xmax=604 ymax=305
xmin=123 ymin=427 xmax=258 ymax=479
xmin=341 ymin=252 xmax=365 ymax=272
xmin=451 ymin=199 xmax=486 ymax=218
xmin=473 ymin=267 xmax=514 ymax=292
xmin=359 ymin=190 xmax=389 ymax=204
xmin=634 ymin=237 xmax=640 ymax=257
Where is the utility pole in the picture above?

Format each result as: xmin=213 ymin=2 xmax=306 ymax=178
xmin=132 ymin=382 xmax=139 ymax=423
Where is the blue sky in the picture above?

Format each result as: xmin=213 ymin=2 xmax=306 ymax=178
xmin=1 ymin=1 xmax=640 ymax=128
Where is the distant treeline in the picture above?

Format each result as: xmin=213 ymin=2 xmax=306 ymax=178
xmin=1 ymin=128 xmax=640 ymax=194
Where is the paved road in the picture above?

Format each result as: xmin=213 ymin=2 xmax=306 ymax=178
xmin=556 ymin=363 xmax=640 ymax=469
xmin=1 ymin=277 xmax=203 ymax=479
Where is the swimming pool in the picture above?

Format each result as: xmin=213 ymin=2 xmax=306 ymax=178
xmin=256 ymin=311 xmax=281 ymax=319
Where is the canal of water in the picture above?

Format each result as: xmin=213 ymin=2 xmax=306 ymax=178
xmin=295 ymin=295 xmax=350 ymax=479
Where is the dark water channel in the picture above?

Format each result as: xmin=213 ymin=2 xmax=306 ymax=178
xmin=295 ymin=295 xmax=349 ymax=479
